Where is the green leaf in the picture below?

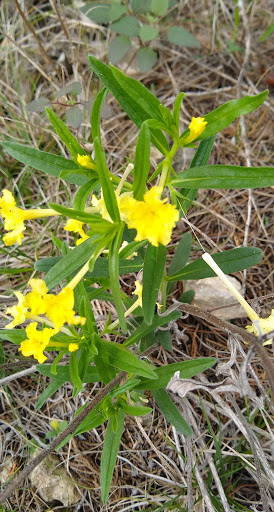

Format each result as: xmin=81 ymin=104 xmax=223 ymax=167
xmin=198 ymin=90 xmax=269 ymax=141
xmin=166 ymin=247 xmax=263 ymax=281
xmin=46 ymin=108 xmax=86 ymax=159
xmin=94 ymin=335 xmax=117 ymax=384
xmin=172 ymin=164 xmax=274 ymax=189
xmin=178 ymin=135 xmax=215 ymax=213
xmin=26 ymin=98 xmax=50 ymax=112
xmin=156 ymin=329 xmax=172 ymax=350
xmin=135 ymin=357 xmax=216 ymax=391
xmin=124 ymin=309 xmax=181 ymax=347
xmin=35 ymin=371 xmax=68 ymax=410
xmin=109 ymin=226 xmax=127 ymax=333
xmin=101 ymin=409 xmax=125 ymax=503
xmin=109 ymin=2 xmax=128 ymax=21
xmin=108 ymin=36 xmax=131 ymax=64
xmin=120 ymin=403 xmax=152 ymax=416
xmin=150 ymin=0 xmax=169 ymax=16
xmin=1 ymin=142 xmax=89 ymax=186
xmin=49 ymin=202 xmax=114 ymax=233
xmin=167 ymin=26 xmax=200 ymax=48
xmin=131 ymin=0 xmax=151 ymax=14
xmin=0 ymin=329 xmax=26 ymax=344
xmin=259 ymin=23 xmax=274 ymax=43
xmin=110 ymin=16 xmax=140 ymax=37
xmin=80 ymin=3 xmax=110 ymax=23
xmin=139 ymin=25 xmax=159 ymax=42
xmin=172 ymin=92 xmax=185 ymax=132
xmin=88 ymin=56 xmax=169 ymax=155
xmin=137 ymin=48 xmax=158 ymax=73
xmin=178 ymin=289 xmax=195 ymax=303
xmin=152 ymin=389 xmax=192 ymax=435
xmin=133 ymin=122 xmax=151 ymax=200
xmin=102 ymin=340 xmax=158 ymax=379
xmin=69 ymin=351 xmax=83 ymax=394
xmin=91 ymin=88 xmax=120 ymax=223
xmin=143 ymin=244 xmax=166 ymax=325
xmin=65 ymin=106 xmax=82 ymax=129
xmin=167 ymin=232 xmax=192 ymax=295
xmin=73 ymin=180 xmax=97 ymax=211
xmin=56 ymin=81 xmax=82 ymax=98
xmin=44 ymin=236 xmax=99 ymax=290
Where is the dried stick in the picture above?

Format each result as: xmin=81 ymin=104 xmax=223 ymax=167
xmin=175 ymin=302 xmax=274 ymax=398
xmin=0 ymin=345 xmax=157 ymax=504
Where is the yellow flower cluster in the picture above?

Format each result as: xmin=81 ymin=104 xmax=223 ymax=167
xmin=119 ymin=186 xmax=179 ymax=247
xmin=183 ymin=116 xmax=207 ymax=145
xmin=6 ymin=278 xmax=85 ymax=363
xmin=0 ymin=190 xmax=57 ymax=246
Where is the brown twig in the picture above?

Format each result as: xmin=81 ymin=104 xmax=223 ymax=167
xmin=177 ymin=302 xmax=274 ymax=398
xmin=51 ymin=0 xmax=71 ymax=41
xmin=0 ymin=345 xmax=157 ymax=504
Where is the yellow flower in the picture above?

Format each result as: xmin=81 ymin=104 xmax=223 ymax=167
xmin=24 ymin=279 xmax=48 ymax=316
xmin=6 ymin=291 xmax=28 ymax=328
xmin=44 ymin=286 xmax=85 ymax=330
xmin=50 ymin=419 xmax=60 ymax=430
xmin=77 ymin=154 xmax=96 ymax=170
xmin=69 ymin=342 xmax=79 ymax=352
xmin=64 ymin=219 xmax=89 ymax=245
xmin=119 ymin=186 xmax=179 ymax=247
xmin=92 ymin=191 xmax=132 ymax=223
xmin=19 ymin=322 xmax=55 ymax=363
xmin=133 ymin=280 xmax=143 ymax=307
xmin=0 ymin=189 xmax=58 ymax=246
xmin=183 ymin=117 xmax=207 ymax=144
xmin=246 ymin=309 xmax=274 ymax=345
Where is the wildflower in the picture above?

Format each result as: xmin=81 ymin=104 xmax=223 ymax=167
xmin=91 ymin=190 xmax=131 ymax=223
xmin=24 ymin=278 xmax=48 ymax=316
xmin=202 ymin=253 xmax=274 ymax=346
xmin=246 ymin=309 xmax=274 ymax=344
xmin=183 ymin=116 xmax=207 ymax=144
xmin=6 ymin=292 xmax=28 ymax=329
xmin=50 ymin=419 xmax=60 ymax=430
xmin=69 ymin=342 xmax=79 ymax=352
xmin=0 ymin=189 xmax=58 ymax=246
xmin=19 ymin=322 xmax=56 ymax=364
xmin=44 ymin=286 xmax=84 ymax=331
xmin=119 ymin=186 xmax=179 ymax=247
xmin=64 ymin=219 xmax=89 ymax=245
xmin=77 ymin=154 xmax=96 ymax=170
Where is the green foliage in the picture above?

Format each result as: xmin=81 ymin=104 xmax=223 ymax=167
xmin=1 ymin=58 xmax=272 ymax=505
xmin=80 ymin=0 xmax=200 ymax=73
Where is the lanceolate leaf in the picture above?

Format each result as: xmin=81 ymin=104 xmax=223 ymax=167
xmin=152 ymin=388 xmax=192 ymax=436
xmin=109 ymin=226 xmax=127 ymax=333
xmin=133 ymin=122 xmax=151 ymax=200
xmin=1 ymin=142 xmax=89 ymax=186
xmin=88 ymin=56 xmax=169 ymax=155
xmin=46 ymin=107 xmax=87 ymax=159
xmin=172 ymin=165 xmax=274 ymax=189
xmin=101 ymin=340 xmax=157 ymax=379
xmin=44 ymin=236 xmax=100 ymax=290
xmin=177 ymin=135 xmax=215 ymax=213
xmin=135 ymin=357 xmax=216 ymax=391
xmin=123 ymin=310 xmax=181 ymax=348
xmin=167 ymin=232 xmax=192 ymax=295
xmin=166 ymin=247 xmax=263 ymax=281
xmin=198 ymin=90 xmax=268 ymax=140
xmin=143 ymin=244 xmax=166 ymax=325
xmin=100 ymin=409 xmax=125 ymax=503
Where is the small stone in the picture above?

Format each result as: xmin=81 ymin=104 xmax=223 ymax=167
xmin=184 ymin=276 xmax=247 ymax=320
xmin=30 ymin=451 xmax=81 ymax=506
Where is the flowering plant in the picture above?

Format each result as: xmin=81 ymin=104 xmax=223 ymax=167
xmin=1 ymin=58 xmax=274 ymax=503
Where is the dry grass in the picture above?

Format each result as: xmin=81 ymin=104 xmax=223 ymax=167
xmin=0 ymin=0 xmax=273 ymax=511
